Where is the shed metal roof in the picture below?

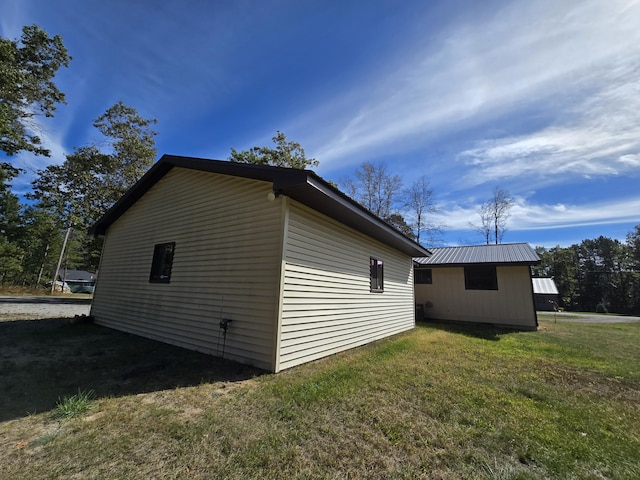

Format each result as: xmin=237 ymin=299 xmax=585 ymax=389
xmin=532 ymin=277 xmax=559 ymax=295
xmin=91 ymin=155 xmax=430 ymax=257
xmin=414 ymin=243 xmax=539 ymax=266
xmin=58 ymin=269 xmax=95 ymax=282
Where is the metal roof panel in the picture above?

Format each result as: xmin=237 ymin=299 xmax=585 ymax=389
xmin=532 ymin=277 xmax=559 ymax=295
xmin=414 ymin=243 xmax=539 ymax=266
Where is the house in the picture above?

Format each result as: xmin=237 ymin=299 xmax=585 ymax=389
xmin=58 ymin=269 xmax=96 ymax=294
xmin=532 ymin=277 xmax=560 ymax=311
xmin=90 ymin=155 xmax=430 ymax=372
xmin=414 ymin=243 xmax=540 ymax=330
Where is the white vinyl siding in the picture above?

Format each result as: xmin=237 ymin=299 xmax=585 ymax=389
xmin=277 ymin=202 xmax=415 ymax=371
xmin=91 ymin=168 xmax=283 ymax=370
xmin=415 ymin=265 xmax=536 ymax=329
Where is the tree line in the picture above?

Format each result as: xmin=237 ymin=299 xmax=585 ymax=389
xmin=534 ymin=227 xmax=640 ymax=315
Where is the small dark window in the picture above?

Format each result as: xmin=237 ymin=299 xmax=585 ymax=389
xmin=415 ymin=268 xmax=432 ymax=284
xmin=149 ymin=242 xmax=175 ymax=283
xmin=370 ymin=257 xmax=384 ymax=292
xmin=464 ymin=265 xmax=498 ymax=290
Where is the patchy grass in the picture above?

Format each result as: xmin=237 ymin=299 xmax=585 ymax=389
xmin=1 ymin=318 xmax=639 ymax=479
xmin=0 ymin=285 xmax=49 ymax=296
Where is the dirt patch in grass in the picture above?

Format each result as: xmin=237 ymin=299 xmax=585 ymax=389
xmin=531 ymin=360 xmax=640 ymax=404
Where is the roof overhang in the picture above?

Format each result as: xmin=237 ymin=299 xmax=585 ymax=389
xmin=91 ymin=155 xmax=431 ymax=257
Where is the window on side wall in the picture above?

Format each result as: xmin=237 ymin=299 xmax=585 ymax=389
xmin=149 ymin=242 xmax=175 ymax=283
xmin=464 ymin=265 xmax=498 ymax=290
xmin=415 ymin=268 xmax=432 ymax=284
xmin=370 ymin=257 xmax=384 ymax=292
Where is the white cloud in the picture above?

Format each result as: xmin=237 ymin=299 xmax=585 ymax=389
xmin=458 ymin=65 xmax=640 ymax=186
xmin=619 ymin=154 xmax=640 ymax=167
xmin=432 ymin=196 xmax=640 ymax=232
xmin=552 ymin=204 xmax=567 ymax=213
xmin=306 ymin=0 xmax=640 ymax=179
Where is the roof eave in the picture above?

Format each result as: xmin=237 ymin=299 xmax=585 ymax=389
xmin=281 ymin=175 xmax=430 ymax=257
xmin=91 ymin=155 xmax=431 ymax=257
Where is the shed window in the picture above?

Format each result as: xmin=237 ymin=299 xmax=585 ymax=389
xmin=464 ymin=265 xmax=498 ymax=290
xmin=370 ymin=257 xmax=384 ymax=292
xmin=149 ymin=242 xmax=175 ymax=283
xmin=415 ymin=268 xmax=432 ymax=284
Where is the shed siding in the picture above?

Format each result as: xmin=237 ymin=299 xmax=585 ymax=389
xmin=534 ymin=293 xmax=560 ymax=311
xmin=91 ymin=168 xmax=282 ymax=370
xmin=415 ymin=265 xmax=536 ymax=328
xmin=278 ymin=202 xmax=415 ymax=371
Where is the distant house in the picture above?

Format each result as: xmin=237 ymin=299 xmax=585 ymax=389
xmin=90 ymin=155 xmax=429 ymax=372
xmin=414 ymin=243 xmax=540 ymax=330
xmin=58 ymin=269 xmax=96 ymax=294
xmin=532 ymin=277 xmax=560 ymax=311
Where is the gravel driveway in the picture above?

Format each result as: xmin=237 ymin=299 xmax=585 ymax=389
xmin=0 ymin=296 xmax=92 ymax=319
xmin=537 ymin=311 xmax=640 ymax=323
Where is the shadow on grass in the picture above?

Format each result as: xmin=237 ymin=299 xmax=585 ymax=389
xmin=416 ymin=319 xmax=523 ymax=341
xmin=0 ymin=317 xmax=265 ymax=422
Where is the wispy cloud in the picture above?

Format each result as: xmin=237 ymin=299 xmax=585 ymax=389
xmin=309 ymin=0 xmax=640 ymax=177
xmin=8 ymin=126 xmax=69 ymax=195
xmin=458 ymin=63 xmax=640 ymax=187
xmin=433 ymin=196 xmax=640 ymax=232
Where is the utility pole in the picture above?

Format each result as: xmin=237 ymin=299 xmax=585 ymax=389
xmin=36 ymin=242 xmax=50 ymax=286
xmin=51 ymin=226 xmax=72 ymax=294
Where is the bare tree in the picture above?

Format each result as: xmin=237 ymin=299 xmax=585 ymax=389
xmin=472 ymin=201 xmax=492 ymax=245
xmin=472 ymin=187 xmax=514 ymax=244
xmin=342 ymin=161 xmax=402 ymax=219
xmin=402 ymin=175 xmax=441 ymax=246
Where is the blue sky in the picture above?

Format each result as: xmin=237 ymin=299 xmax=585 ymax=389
xmin=2 ymin=0 xmax=639 ymax=248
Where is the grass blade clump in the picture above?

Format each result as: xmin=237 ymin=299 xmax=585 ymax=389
xmin=55 ymin=389 xmax=94 ymax=419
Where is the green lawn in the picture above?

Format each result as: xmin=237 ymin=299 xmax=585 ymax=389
xmin=1 ymin=319 xmax=638 ymax=479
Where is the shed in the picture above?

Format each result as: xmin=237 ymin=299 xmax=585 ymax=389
xmin=532 ymin=277 xmax=560 ymax=311
xmin=414 ymin=243 xmax=540 ymax=330
xmin=90 ymin=155 xmax=429 ymax=372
